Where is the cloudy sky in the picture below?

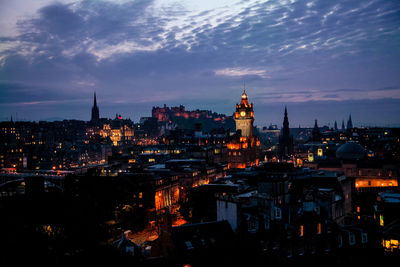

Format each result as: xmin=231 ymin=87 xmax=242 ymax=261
xmin=0 ymin=0 xmax=399 ymax=127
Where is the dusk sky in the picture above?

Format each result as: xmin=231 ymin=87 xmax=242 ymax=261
xmin=0 ymin=0 xmax=399 ymax=127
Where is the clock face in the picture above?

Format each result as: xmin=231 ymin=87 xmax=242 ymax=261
xmin=240 ymin=111 xmax=246 ymax=117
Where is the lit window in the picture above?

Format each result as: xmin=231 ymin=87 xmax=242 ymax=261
xmin=300 ymin=225 xmax=304 ymax=237
xmin=317 ymin=223 xmax=322 ymax=234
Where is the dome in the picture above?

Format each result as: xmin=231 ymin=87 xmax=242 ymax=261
xmin=336 ymin=142 xmax=366 ymax=160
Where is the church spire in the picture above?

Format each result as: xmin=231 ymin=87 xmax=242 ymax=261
xmin=91 ymin=91 xmax=99 ymax=123
xmin=93 ymin=91 xmax=97 ymax=107
xmin=312 ymin=119 xmax=321 ymax=141
xmin=347 ymin=114 xmax=353 ymax=129
xmin=283 ymin=106 xmax=289 ymax=130
xmin=279 ymin=106 xmax=293 ymax=159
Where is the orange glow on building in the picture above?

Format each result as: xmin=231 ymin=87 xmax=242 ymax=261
xmin=100 ymin=124 xmax=134 ymax=146
xmin=383 ymin=239 xmax=399 ymax=253
xmin=355 ymin=178 xmax=398 ymax=188
xmin=300 ymin=225 xmax=304 ymax=236
xmin=227 ymin=143 xmax=240 ymax=150
xmin=236 ymin=163 xmax=246 ymax=169
xmin=296 ymin=158 xmax=303 ymax=167
xmin=174 ymin=188 xmax=180 ymax=202
xmin=172 ymin=218 xmax=188 ymax=227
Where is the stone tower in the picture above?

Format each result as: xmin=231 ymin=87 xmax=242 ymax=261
xmin=234 ymin=90 xmax=254 ymax=137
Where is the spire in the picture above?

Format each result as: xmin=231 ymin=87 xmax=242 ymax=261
xmin=91 ymin=91 xmax=100 ymax=123
xmin=282 ymin=106 xmax=290 ymax=137
xmin=240 ymin=84 xmax=248 ymax=104
xmin=312 ymin=119 xmax=321 ymax=141
xmin=93 ymin=91 xmax=97 ymax=107
xmin=283 ymin=106 xmax=289 ymax=128
xmin=347 ymin=114 xmax=353 ymax=129
xmin=334 ymin=120 xmax=338 ymax=131
xmin=279 ymin=106 xmax=293 ymax=158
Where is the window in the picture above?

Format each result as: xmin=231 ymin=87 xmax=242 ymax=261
xmin=274 ymin=207 xmax=281 ymax=219
xmin=247 ymin=216 xmax=258 ymax=232
xmin=300 ymin=225 xmax=304 ymax=237
xmin=264 ymin=218 xmax=270 ymax=230
xmin=362 ymin=232 xmax=368 ymax=244
xmin=139 ymin=192 xmax=143 ymax=198
xmin=317 ymin=223 xmax=322 ymax=234
xmin=338 ymin=235 xmax=343 ymax=248
xmin=349 ymin=232 xmax=356 ymax=246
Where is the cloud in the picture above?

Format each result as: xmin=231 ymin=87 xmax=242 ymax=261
xmin=0 ymin=0 xmax=399 ymax=125
xmin=214 ymin=67 xmax=268 ymax=78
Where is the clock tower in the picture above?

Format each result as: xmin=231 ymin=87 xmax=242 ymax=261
xmin=234 ymin=90 xmax=254 ymax=137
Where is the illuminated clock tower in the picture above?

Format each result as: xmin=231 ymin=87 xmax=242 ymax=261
xmin=234 ymin=90 xmax=254 ymax=137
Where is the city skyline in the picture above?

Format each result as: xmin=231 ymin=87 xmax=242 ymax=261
xmin=1 ymin=0 xmax=400 ymax=126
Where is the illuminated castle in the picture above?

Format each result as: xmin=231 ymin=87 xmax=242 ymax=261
xmin=227 ymin=90 xmax=260 ymax=169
